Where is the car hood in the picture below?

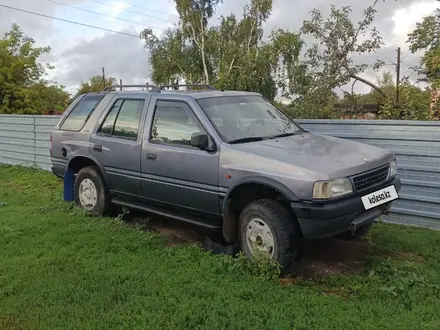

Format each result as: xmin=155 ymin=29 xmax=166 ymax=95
xmin=227 ymin=132 xmax=394 ymax=179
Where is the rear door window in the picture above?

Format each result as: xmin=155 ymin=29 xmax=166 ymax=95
xmin=99 ymin=100 xmax=123 ymax=135
xmin=113 ymin=100 xmax=145 ymax=139
xmin=98 ymin=99 xmax=145 ymax=140
xmin=60 ymin=94 xmax=105 ymax=131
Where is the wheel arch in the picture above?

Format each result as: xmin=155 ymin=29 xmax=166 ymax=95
xmin=67 ymin=155 xmax=109 ymax=186
xmin=221 ymin=177 xmax=299 ymax=244
xmin=222 ymin=176 xmax=299 ymax=212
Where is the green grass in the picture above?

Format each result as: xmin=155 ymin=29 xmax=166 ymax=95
xmin=1 ymin=165 xmax=440 ymax=329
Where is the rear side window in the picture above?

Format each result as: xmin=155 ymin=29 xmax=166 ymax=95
xmin=60 ymin=94 xmax=105 ymax=131
xmin=100 ymin=100 xmax=123 ymax=135
xmin=98 ymin=99 xmax=145 ymax=140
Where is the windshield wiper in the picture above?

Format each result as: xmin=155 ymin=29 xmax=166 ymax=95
xmin=228 ymin=136 xmax=267 ymax=144
xmin=268 ymin=132 xmax=298 ymax=139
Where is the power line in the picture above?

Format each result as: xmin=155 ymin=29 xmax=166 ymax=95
xmin=0 ymin=4 xmax=140 ymax=38
xmin=48 ymin=0 xmax=156 ymax=29
xmin=88 ymin=0 xmax=174 ymax=22
xmin=109 ymin=0 xmax=175 ymax=17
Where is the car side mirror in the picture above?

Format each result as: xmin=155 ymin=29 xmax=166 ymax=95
xmin=191 ymin=132 xmax=210 ymax=150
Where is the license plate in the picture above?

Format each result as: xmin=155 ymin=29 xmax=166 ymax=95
xmin=361 ymin=185 xmax=398 ymax=210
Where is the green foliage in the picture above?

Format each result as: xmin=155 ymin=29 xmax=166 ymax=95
xmin=0 ymin=24 xmax=69 ymax=114
xmin=378 ymin=81 xmax=432 ymax=120
xmin=76 ymin=75 xmax=117 ymax=96
xmin=332 ymin=71 xmax=431 ymax=120
xmin=296 ymin=1 xmax=387 ymax=112
xmin=217 ymin=251 xmax=282 ymax=281
xmin=369 ymin=258 xmax=440 ymax=311
xmin=141 ymin=0 xmax=302 ymax=100
xmin=407 ymin=2 xmax=440 ymax=87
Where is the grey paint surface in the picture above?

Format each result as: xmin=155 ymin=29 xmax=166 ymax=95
xmin=140 ymin=95 xmax=220 ymax=216
xmin=1 ymin=114 xmax=439 ymax=229
xmin=219 ymin=134 xmax=394 ymax=201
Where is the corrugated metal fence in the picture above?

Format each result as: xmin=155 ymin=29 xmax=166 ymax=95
xmin=298 ymin=119 xmax=440 ymax=230
xmin=0 ymin=115 xmax=58 ymax=171
xmin=1 ymin=115 xmax=439 ymax=229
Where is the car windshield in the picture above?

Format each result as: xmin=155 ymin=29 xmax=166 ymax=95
xmin=197 ymin=95 xmax=303 ymax=143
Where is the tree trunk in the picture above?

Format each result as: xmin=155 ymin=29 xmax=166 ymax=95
xmin=200 ymin=17 xmax=209 ymax=84
xmin=349 ymin=74 xmax=389 ymax=100
xmin=201 ymin=48 xmax=209 ymax=84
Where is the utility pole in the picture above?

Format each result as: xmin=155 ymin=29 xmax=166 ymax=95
xmin=101 ymin=67 xmax=106 ymax=88
xmin=120 ymin=78 xmax=123 ymax=91
xmin=396 ymin=47 xmax=401 ymax=104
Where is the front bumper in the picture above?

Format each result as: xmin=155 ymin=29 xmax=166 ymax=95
xmin=291 ymin=177 xmax=401 ymax=239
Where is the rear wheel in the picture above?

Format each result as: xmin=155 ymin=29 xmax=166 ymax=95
xmin=239 ymin=199 xmax=301 ymax=274
xmin=74 ymin=166 xmax=110 ymax=216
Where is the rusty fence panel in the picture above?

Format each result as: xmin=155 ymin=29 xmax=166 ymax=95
xmin=0 ymin=115 xmax=439 ymax=229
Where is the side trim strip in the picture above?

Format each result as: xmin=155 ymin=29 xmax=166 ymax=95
xmin=104 ymin=166 xmax=222 ymax=194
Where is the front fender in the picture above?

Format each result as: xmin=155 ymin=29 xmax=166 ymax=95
xmin=222 ymin=176 xmax=300 ymax=212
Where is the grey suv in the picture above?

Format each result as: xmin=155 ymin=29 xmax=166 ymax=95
xmin=50 ymin=84 xmax=401 ymax=272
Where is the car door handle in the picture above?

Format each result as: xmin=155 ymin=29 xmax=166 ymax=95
xmin=146 ymin=153 xmax=157 ymax=161
xmin=93 ymin=144 xmax=102 ymax=152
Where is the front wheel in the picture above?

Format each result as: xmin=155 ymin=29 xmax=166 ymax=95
xmin=239 ymin=199 xmax=302 ymax=274
xmin=74 ymin=166 xmax=110 ymax=216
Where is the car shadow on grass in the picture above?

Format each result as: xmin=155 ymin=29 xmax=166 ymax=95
xmin=122 ymin=211 xmax=369 ymax=279
xmin=123 ymin=211 xmax=207 ymax=247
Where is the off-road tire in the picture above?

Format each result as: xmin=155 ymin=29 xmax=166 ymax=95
xmin=239 ymin=199 xmax=302 ymax=275
xmin=74 ymin=166 xmax=110 ymax=216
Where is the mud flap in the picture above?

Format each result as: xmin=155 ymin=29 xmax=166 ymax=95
xmin=205 ymin=236 xmax=240 ymax=256
xmin=222 ymin=199 xmax=238 ymax=244
xmin=63 ymin=169 xmax=75 ymax=202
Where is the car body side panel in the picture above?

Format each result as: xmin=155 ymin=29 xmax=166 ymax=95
xmin=88 ymin=95 xmax=152 ymax=196
xmin=51 ymin=94 xmax=115 ymax=177
xmin=140 ymin=94 xmax=221 ymax=216
xmin=218 ymin=134 xmax=395 ymax=201
xmin=218 ymin=143 xmax=328 ymax=202
xmin=220 ymin=175 xmax=301 ymax=213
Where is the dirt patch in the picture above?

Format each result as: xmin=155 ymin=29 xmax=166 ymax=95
xmin=392 ymin=251 xmax=425 ymax=263
xmin=125 ymin=212 xmax=206 ymax=247
xmin=0 ymin=316 xmax=23 ymax=330
xmin=289 ymin=238 xmax=369 ymax=279
xmin=124 ymin=212 xmax=369 ymax=278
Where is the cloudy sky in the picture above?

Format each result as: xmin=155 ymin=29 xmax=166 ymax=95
xmin=0 ymin=0 xmax=437 ymax=96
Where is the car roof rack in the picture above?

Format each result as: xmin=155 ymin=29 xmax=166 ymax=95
xmin=102 ymin=84 xmax=160 ymax=92
xmin=159 ymin=84 xmax=216 ymax=91
xmin=101 ymin=83 xmax=217 ymax=93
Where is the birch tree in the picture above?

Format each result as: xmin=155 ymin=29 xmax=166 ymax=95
xmin=141 ymin=0 xmax=302 ymax=100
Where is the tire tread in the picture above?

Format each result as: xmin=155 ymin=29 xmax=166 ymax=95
xmin=239 ymin=199 xmax=301 ymax=274
xmin=74 ymin=165 xmax=110 ymax=216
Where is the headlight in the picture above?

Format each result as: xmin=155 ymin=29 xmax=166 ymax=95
xmin=389 ymin=160 xmax=397 ymax=178
xmin=313 ymin=178 xmax=353 ymax=199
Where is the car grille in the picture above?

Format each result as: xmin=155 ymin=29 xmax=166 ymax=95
xmin=353 ymin=165 xmax=390 ymax=191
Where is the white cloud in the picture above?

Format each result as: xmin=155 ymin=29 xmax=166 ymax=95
xmin=391 ymin=0 xmax=437 ymax=44
xmin=101 ymin=0 xmax=129 ymax=18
